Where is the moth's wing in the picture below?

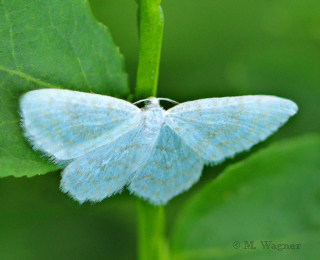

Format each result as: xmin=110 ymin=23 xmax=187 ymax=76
xmin=128 ymin=125 xmax=203 ymax=205
xmin=61 ymin=117 xmax=155 ymax=203
xmin=166 ymin=96 xmax=298 ymax=164
xmin=19 ymin=89 xmax=140 ymax=162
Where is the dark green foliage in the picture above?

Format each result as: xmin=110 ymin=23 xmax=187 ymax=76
xmin=172 ymin=134 xmax=320 ymax=259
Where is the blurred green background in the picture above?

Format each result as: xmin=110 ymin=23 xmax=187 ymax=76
xmin=1 ymin=0 xmax=319 ymax=259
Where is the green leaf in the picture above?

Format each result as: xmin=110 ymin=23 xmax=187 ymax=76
xmin=0 ymin=0 xmax=128 ymax=177
xmin=172 ymin=134 xmax=320 ymax=260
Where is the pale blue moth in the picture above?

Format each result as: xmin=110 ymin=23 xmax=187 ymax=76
xmin=19 ymin=89 xmax=298 ymax=205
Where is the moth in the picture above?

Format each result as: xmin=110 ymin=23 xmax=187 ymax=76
xmin=19 ymin=89 xmax=298 ymax=205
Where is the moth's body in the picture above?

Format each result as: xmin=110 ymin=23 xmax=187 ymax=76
xmin=19 ymin=89 xmax=298 ymax=205
xmin=140 ymin=98 xmax=166 ymax=137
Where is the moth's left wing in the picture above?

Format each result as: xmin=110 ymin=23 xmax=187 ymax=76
xmin=20 ymin=89 xmax=140 ymax=162
xmin=61 ymin=117 xmax=152 ymax=203
xmin=129 ymin=125 xmax=203 ymax=205
xmin=165 ymin=96 xmax=298 ymax=164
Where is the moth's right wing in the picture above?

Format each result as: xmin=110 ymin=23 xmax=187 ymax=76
xmin=20 ymin=89 xmax=141 ymax=161
xmin=165 ymin=96 xmax=298 ymax=164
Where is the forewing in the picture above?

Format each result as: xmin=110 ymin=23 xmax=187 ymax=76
xmin=61 ymin=117 xmax=156 ymax=203
xmin=129 ymin=125 xmax=203 ymax=205
xmin=166 ymin=96 xmax=298 ymax=163
xmin=20 ymin=89 xmax=140 ymax=161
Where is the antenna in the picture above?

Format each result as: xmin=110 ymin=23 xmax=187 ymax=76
xmin=133 ymin=97 xmax=179 ymax=105
xmin=157 ymin=98 xmax=179 ymax=104
xmin=133 ymin=98 xmax=152 ymax=105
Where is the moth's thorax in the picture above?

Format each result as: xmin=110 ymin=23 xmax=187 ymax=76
xmin=142 ymin=103 xmax=165 ymax=133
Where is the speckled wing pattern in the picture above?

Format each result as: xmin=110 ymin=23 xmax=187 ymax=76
xmin=129 ymin=125 xmax=203 ymax=205
xmin=20 ymin=89 xmax=140 ymax=162
xmin=61 ymin=115 xmax=157 ymax=203
xmin=20 ymin=90 xmax=298 ymax=205
xmin=165 ymin=96 xmax=298 ymax=164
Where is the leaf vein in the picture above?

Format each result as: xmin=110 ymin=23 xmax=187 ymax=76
xmin=2 ymin=0 xmax=20 ymax=70
xmin=0 ymin=65 xmax=60 ymax=88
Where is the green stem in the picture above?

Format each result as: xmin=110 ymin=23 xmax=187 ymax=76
xmin=134 ymin=1 xmax=167 ymax=259
xmin=135 ymin=0 xmax=164 ymax=99
xmin=136 ymin=199 xmax=169 ymax=260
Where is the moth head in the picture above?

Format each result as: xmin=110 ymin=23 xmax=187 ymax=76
xmin=145 ymin=97 xmax=161 ymax=107
xmin=133 ymin=97 xmax=178 ymax=108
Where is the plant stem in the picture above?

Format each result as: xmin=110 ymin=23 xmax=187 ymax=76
xmin=135 ymin=0 xmax=164 ymax=99
xmin=136 ymin=199 xmax=169 ymax=260
xmin=134 ymin=1 xmax=167 ymax=259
